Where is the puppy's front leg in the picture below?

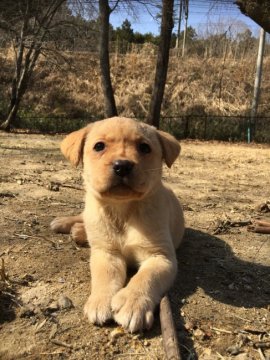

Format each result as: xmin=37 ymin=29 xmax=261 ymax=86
xmin=111 ymin=255 xmax=177 ymax=333
xmin=84 ymin=248 xmax=127 ymax=325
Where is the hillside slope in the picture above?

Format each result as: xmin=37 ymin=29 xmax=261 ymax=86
xmin=1 ymin=49 xmax=270 ymax=119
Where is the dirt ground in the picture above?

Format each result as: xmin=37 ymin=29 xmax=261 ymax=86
xmin=0 ymin=132 xmax=269 ymax=360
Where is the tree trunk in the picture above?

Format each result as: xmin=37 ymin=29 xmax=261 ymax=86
xmin=0 ymin=104 xmax=19 ymax=131
xmin=99 ymin=0 xmax=118 ymax=118
xmin=0 ymin=46 xmax=41 ymax=131
xmin=0 ymin=0 xmax=66 ymax=131
xmin=147 ymin=0 xmax=174 ymax=129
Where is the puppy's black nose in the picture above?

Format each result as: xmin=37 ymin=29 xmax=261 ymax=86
xmin=113 ymin=160 xmax=134 ymax=177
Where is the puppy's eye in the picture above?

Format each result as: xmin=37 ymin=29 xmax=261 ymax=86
xmin=93 ymin=142 xmax=105 ymax=152
xmin=138 ymin=143 xmax=151 ymax=154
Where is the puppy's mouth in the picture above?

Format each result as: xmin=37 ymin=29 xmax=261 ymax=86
xmin=100 ymin=179 xmax=144 ymax=199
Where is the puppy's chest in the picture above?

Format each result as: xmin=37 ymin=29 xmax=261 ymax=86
xmin=89 ymin=213 xmax=157 ymax=264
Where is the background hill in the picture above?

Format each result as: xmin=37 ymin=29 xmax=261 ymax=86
xmin=1 ymin=47 xmax=270 ymax=120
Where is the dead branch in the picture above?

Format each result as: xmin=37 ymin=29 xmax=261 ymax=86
xmin=50 ymin=339 xmax=73 ymax=349
xmin=247 ymin=220 xmax=270 ymax=234
xmin=160 ymin=295 xmax=181 ymax=360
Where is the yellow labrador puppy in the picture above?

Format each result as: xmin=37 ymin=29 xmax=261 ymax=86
xmin=51 ymin=117 xmax=185 ymax=333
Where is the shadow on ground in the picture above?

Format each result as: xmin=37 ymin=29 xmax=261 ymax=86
xmin=0 ymin=286 xmax=17 ymax=324
xmin=170 ymin=228 xmax=270 ymax=359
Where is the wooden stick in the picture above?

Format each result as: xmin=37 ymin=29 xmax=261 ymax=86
xmin=50 ymin=339 xmax=73 ymax=349
xmin=256 ymin=220 xmax=270 ymax=227
xmin=160 ymin=295 xmax=181 ymax=360
xmin=247 ymin=225 xmax=270 ymax=234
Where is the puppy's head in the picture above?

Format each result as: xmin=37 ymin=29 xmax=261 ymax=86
xmin=61 ymin=117 xmax=180 ymax=201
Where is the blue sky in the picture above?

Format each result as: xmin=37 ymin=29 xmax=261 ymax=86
xmin=110 ymin=2 xmax=261 ymax=38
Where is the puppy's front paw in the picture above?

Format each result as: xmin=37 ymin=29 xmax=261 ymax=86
xmin=111 ymin=288 xmax=154 ymax=333
xmin=84 ymin=294 xmax=112 ymax=325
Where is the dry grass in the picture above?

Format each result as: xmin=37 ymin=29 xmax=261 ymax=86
xmin=1 ymin=48 xmax=270 ymax=118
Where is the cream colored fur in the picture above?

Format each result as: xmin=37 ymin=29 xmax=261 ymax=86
xmin=51 ymin=117 xmax=185 ymax=332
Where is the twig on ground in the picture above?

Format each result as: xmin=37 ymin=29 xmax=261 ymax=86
xmin=39 ymin=351 xmax=65 ymax=356
xmin=160 ymin=295 xmax=181 ymax=360
xmin=60 ymin=183 xmax=83 ymax=191
xmin=0 ymin=258 xmax=8 ymax=282
xmin=233 ymin=314 xmax=252 ymax=323
xmin=14 ymin=233 xmax=58 ymax=247
xmin=211 ymin=327 xmax=232 ymax=334
xmin=116 ymin=354 xmax=150 ymax=357
xmin=248 ymin=220 xmax=270 ymax=234
xmin=213 ymin=219 xmax=252 ymax=235
xmin=50 ymin=339 xmax=73 ymax=349
xmin=254 ymin=341 xmax=270 ymax=349
xmin=242 ymin=327 xmax=268 ymax=335
xmin=216 ymin=351 xmax=226 ymax=360
xmin=257 ymin=348 xmax=266 ymax=360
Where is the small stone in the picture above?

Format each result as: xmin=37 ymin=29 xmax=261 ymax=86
xmin=143 ymin=340 xmax=150 ymax=346
xmin=47 ymin=182 xmax=60 ymax=191
xmin=48 ymin=301 xmax=59 ymax=311
xmin=193 ymin=328 xmax=204 ymax=338
xmin=226 ymin=345 xmax=241 ymax=355
xmin=184 ymin=321 xmax=195 ymax=331
xmin=58 ymin=295 xmax=74 ymax=310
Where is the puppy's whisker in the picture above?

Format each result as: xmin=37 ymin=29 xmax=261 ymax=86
xmin=145 ymin=167 xmax=162 ymax=172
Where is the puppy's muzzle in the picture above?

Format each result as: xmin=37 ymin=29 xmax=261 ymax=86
xmin=113 ymin=160 xmax=134 ymax=178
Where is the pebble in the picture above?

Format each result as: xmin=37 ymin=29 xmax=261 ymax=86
xmin=48 ymin=182 xmax=60 ymax=191
xmin=58 ymin=295 xmax=74 ymax=310
xmin=184 ymin=321 xmax=195 ymax=331
xmin=226 ymin=345 xmax=241 ymax=355
xmin=193 ymin=328 xmax=204 ymax=339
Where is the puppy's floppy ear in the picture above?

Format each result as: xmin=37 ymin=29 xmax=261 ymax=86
xmin=60 ymin=125 xmax=92 ymax=166
xmin=157 ymin=130 xmax=181 ymax=168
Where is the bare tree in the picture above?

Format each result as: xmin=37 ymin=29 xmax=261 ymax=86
xmin=182 ymin=0 xmax=189 ymax=57
xmin=98 ymin=0 xmax=118 ymax=117
xmin=0 ymin=0 xmax=68 ymax=131
xmin=147 ymin=0 xmax=174 ymax=128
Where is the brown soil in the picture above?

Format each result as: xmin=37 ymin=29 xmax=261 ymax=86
xmin=0 ymin=132 xmax=269 ymax=360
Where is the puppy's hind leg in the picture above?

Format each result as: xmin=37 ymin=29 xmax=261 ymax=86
xmin=51 ymin=214 xmax=88 ymax=245
xmin=50 ymin=214 xmax=83 ymax=233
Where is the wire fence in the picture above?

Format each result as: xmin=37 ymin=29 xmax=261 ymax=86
xmin=12 ymin=114 xmax=270 ymax=143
